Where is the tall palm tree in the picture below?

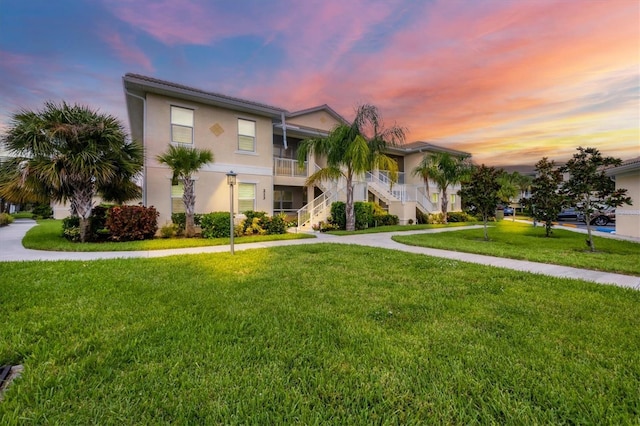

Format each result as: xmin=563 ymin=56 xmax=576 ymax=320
xmin=412 ymin=152 xmax=472 ymax=223
xmin=497 ymin=171 xmax=532 ymax=220
xmin=297 ymin=104 xmax=406 ymax=231
xmin=0 ymin=102 xmax=143 ymax=242
xmin=156 ymin=144 xmax=213 ymax=237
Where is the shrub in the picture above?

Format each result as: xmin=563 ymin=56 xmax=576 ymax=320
xmin=200 ymin=212 xmax=232 ymax=239
xmin=264 ymin=213 xmax=288 ymax=235
xmin=354 ymin=202 xmax=375 ymax=230
xmin=330 ymin=201 xmax=398 ymax=230
xmin=416 ymin=209 xmax=428 ymax=224
xmin=61 ymin=205 xmax=112 ymax=242
xmin=159 ymin=223 xmax=177 ymax=238
xmin=241 ymin=211 xmax=268 ymax=235
xmin=0 ymin=213 xmax=14 ymax=226
xmin=31 ymin=203 xmax=53 ymax=219
xmin=330 ymin=202 xmax=347 ymax=230
xmin=242 ymin=217 xmax=267 ymax=236
xmin=312 ymin=221 xmax=337 ymax=232
xmin=62 ymin=215 xmax=81 ymax=241
xmin=237 ymin=211 xmax=288 ymax=236
xmin=373 ymin=213 xmax=399 ymax=226
xmin=90 ymin=205 xmax=110 ymax=242
xmin=106 ymin=205 xmax=159 ymax=241
xmin=171 ymin=213 xmax=202 ymax=232
xmin=447 ymin=211 xmax=476 ymax=222
xmin=428 ymin=212 xmax=446 ymax=224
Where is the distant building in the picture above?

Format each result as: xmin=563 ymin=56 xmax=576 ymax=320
xmin=606 ymin=157 xmax=640 ymax=238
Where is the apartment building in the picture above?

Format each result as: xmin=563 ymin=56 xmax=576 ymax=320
xmin=123 ymin=74 xmax=470 ymax=229
xmin=606 ymin=157 xmax=640 ymax=238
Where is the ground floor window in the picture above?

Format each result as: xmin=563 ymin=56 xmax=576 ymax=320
xmin=238 ymin=183 xmax=256 ymax=212
xmin=171 ymin=182 xmax=185 ymax=213
xmin=450 ymin=194 xmax=456 ymax=205
xmin=274 ymin=190 xmax=293 ymax=212
xmin=431 ymin=193 xmax=439 ymax=204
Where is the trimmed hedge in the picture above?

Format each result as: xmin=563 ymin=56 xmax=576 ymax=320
xmin=106 ymin=205 xmax=159 ymax=241
xmin=200 ymin=212 xmax=232 ymax=239
xmin=330 ymin=201 xmax=398 ymax=230
xmin=447 ymin=211 xmax=476 ymax=222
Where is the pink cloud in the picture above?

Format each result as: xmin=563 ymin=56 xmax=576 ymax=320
xmin=98 ymin=0 xmax=638 ymax=165
xmin=101 ymin=31 xmax=154 ymax=73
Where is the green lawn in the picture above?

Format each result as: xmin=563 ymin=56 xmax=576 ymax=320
xmin=1 ymin=244 xmax=638 ymax=424
xmin=22 ymin=219 xmax=314 ymax=251
xmin=393 ymin=220 xmax=640 ymax=276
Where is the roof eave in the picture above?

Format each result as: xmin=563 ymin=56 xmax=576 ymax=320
xmin=123 ymin=74 xmax=287 ymax=119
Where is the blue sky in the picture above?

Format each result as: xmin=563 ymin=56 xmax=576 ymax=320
xmin=1 ymin=0 xmax=638 ymax=166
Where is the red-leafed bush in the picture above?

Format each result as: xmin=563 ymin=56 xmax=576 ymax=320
xmin=106 ymin=205 xmax=159 ymax=241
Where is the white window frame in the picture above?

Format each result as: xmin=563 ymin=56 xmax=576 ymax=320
xmin=431 ymin=193 xmax=439 ymax=204
xmin=238 ymin=183 xmax=256 ymax=212
xmin=450 ymin=194 xmax=456 ymax=205
xmin=238 ymin=118 xmax=256 ymax=152
xmin=171 ymin=106 xmax=194 ymax=144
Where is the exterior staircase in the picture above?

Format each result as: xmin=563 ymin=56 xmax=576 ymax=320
xmin=297 ymin=168 xmax=441 ymax=230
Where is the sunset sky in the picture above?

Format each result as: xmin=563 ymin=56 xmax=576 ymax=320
xmin=1 ymin=0 xmax=638 ymax=167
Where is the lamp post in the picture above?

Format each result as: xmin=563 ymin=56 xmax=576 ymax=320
xmin=226 ymin=171 xmax=237 ymax=254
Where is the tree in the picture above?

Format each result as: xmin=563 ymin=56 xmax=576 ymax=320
xmin=297 ymin=104 xmax=406 ymax=231
xmin=156 ymin=144 xmax=213 ymax=237
xmin=459 ymin=165 xmax=501 ymax=241
xmin=560 ymin=147 xmax=631 ymax=252
xmin=412 ymin=152 xmax=472 ymax=223
xmin=497 ymin=170 xmax=520 ymax=222
xmin=526 ymin=158 xmax=565 ymax=237
xmin=0 ymin=102 xmax=143 ymax=242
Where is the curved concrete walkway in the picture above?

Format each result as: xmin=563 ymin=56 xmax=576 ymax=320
xmin=1 ymin=219 xmax=639 ymax=290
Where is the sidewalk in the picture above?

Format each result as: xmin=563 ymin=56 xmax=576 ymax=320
xmin=1 ymin=219 xmax=638 ymax=290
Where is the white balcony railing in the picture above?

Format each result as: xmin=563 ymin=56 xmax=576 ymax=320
xmin=273 ymin=158 xmax=307 ymax=177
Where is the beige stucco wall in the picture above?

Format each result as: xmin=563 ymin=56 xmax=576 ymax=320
xmin=614 ymin=169 xmax=640 ymax=238
xmin=287 ymin=110 xmax=340 ymax=131
xmin=400 ymin=151 xmax=463 ymax=212
xmin=145 ymin=94 xmax=275 ymax=225
xmin=388 ymin=201 xmax=417 ymax=225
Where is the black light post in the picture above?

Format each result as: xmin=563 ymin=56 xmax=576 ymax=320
xmin=226 ymin=171 xmax=237 ymax=254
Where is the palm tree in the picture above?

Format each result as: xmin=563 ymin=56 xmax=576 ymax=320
xmin=498 ymin=171 xmax=532 ymax=220
xmin=156 ymin=144 xmax=213 ymax=237
xmin=412 ymin=152 xmax=472 ymax=223
xmin=0 ymin=102 xmax=143 ymax=242
xmin=297 ymin=104 xmax=406 ymax=231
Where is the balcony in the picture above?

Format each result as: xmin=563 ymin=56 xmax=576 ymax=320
xmin=274 ymin=158 xmax=307 ymax=177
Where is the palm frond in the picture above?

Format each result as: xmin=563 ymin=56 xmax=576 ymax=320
xmin=305 ymin=167 xmax=343 ymax=187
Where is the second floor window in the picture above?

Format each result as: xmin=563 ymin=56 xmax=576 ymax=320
xmin=171 ymin=106 xmax=193 ymax=144
xmin=238 ymin=119 xmax=256 ymax=152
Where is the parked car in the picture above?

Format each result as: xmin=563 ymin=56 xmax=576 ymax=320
xmin=587 ymin=208 xmax=615 ymax=226
xmin=503 ymin=207 xmax=514 ymax=216
xmin=557 ymin=208 xmax=584 ymax=221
